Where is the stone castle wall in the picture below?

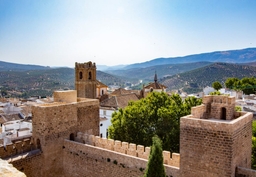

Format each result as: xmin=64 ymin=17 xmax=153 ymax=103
xmin=53 ymin=90 xmax=77 ymax=103
xmin=63 ymin=139 xmax=180 ymax=177
xmin=31 ymin=95 xmax=99 ymax=177
xmin=179 ymin=111 xmax=253 ymax=177
xmin=0 ymin=137 xmax=36 ymax=159
xmin=236 ymin=167 xmax=256 ymax=177
xmin=2 ymin=92 xmax=256 ymax=177
xmin=11 ymin=152 xmax=42 ymax=177
xmin=74 ymin=132 xmax=180 ymax=168
xmin=192 ymin=95 xmax=238 ymax=120
xmin=76 ymin=100 xmax=99 ymax=135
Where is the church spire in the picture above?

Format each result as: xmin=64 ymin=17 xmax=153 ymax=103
xmin=154 ymin=71 xmax=157 ymax=83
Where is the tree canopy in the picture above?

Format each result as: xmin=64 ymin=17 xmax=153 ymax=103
xmin=212 ymin=81 xmax=222 ymax=91
xmin=144 ymin=136 xmax=165 ymax=177
xmin=109 ymin=92 xmax=202 ymax=152
xmin=225 ymin=77 xmax=256 ymax=95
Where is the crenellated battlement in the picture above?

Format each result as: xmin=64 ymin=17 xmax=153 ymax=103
xmin=0 ymin=137 xmax=38 ymax=159
xmin=74 ymin=132 xmax=180 ymax=168
xmin=75 ymin=62 xmax=96 ymax=69
xmin=190 ymin=95 xmax=237 ymax=120
xmin=203 ymin=95 xmax=236 ymax=105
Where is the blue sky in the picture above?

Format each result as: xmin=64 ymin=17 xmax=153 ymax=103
xmin=0 ymin=0 xmax=256 ymax=67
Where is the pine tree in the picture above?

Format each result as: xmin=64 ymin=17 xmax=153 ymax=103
xmin=144 ymin=135 xmax=166 ymax=177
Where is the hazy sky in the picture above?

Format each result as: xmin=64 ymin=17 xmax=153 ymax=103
xmin=0 ymin=0 xmax=256 ymax=67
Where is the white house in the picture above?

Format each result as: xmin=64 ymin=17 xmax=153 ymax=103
xmin=99 ymin=107 xmax=115 ymax=138
xmin=0 ymin=119 xmax=32 ymax=146
xmin=203 ymin=86 xmax=215 ymax=95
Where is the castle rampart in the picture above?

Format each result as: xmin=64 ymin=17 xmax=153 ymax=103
xmin=74 ymin=132 xmax=180 ymax=168
xmin=31 ymin=90 xmax=99 ymax=176
xmin=53 ymin=90 xmax=77 ymax=103
xmin=192 ymin=95 xmax=238 ymax=120
xmin=63 ymin=139 xmax=180 ymax=177
xmin=2 ymin=91 xmax=256 ymax=177
xmin=180 ymin=109 xmax=253 ymax=177
xmin=0 ymin=137 xmax=36 ymax=159
xmin=10 ymin=151 xmax=42 ymax=177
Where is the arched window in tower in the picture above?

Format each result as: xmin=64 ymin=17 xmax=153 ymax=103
xmin=79 ymin=72 xmax=83 ymax=80
xmin=88 ymin=71 xmax=92 ymax=80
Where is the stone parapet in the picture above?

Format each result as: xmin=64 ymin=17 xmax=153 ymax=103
xmin=236 ymin=166 xmax=256 ymax=177
xmin=53 ymin=90 xmax=77 ymax=103
xmin=0 ymin=137 xmax=36 ymax=159
xmin=63 ymin=139 xmax=180 ymax=177
xmin=75 ymin=132 xmax=180 ymax=168
xmin=180 ymin=111 xmax=253 ymax=177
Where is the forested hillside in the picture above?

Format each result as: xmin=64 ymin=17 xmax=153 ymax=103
xmin=105 ymin=62 xmax=212 ymax=81
xmin=0 ymin=61 xmax=50 ymax=71
xmin=160 ymin=63 xmax=256 ymax=93
xmin=0 ymin=68 xmax=123 ymax=98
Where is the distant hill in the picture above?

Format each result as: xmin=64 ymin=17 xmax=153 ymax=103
xmin=160 ymin=62 xmax=256 ymax=93
xmin=2 ymin=48 xmax=256 ymax=97
xmin=123 ymin=48 xmax=256 ymax=69
xmin=97 ymin=64 xmax=127 ymax=71
xmin=105 ymin=62 xmax=212 ymax=81
xmin=0 ymin=67 xmax=123 ymax=98
xmin=0 ymin=61 xmax=50 ymax=71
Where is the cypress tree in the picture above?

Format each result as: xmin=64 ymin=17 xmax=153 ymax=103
xmin=144 ymin=135 xmax=166 ymax=177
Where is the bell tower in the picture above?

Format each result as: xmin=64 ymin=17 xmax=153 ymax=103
xmin=75 ymin=61 xmax=97 ymax=98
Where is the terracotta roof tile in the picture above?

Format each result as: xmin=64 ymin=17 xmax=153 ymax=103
xmin=144 ymin=82 xmax=167 ymax=89
xmin=96 ymin=80 xmax=108 ymax=87
xmin=100 ymin=93 xmax=139 ymax=109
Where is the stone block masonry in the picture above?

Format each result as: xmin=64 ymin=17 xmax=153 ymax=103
xmin=2 ymin=91 xmax=256 ymax=177
xmin=180 ymin=111 xmax=253 ymax=177
xmin=31 ymin=90 xmax=100 ymax=177
xmin=75 ymin=132 xmax=180 ymax=168
xmin=63 ymin=139 xmax=180 ymax=177
xmin=0 ymin=137 xmax=36 ymax=159
xmin=53 ymin=90 xmax=77 ymax=103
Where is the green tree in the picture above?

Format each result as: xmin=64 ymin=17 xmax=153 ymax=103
xmin=144 ymin=136 xmax=165 ymax=177
xmin=235 ymin=106 xmax=242 ymax=112
xmin=225 ymin=77 xmax=239 ymax=89
xmin=109 ymin=92 xmax=202 ymax=152
xmin=209 ymin=91 xmax=221 ymax=95
xmin=212 ymin=81 xmax=222 ymax=91
xmin=225 ymin=77 xmax=256 ymax=94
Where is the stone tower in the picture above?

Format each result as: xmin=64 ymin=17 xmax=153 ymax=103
xmin=32 ymin=90 xmax=99 ymax=176
xmin=179 ymin=95 xmax=253 ymax=177
xmin=75 ymin=61 xmax=97 ymax=99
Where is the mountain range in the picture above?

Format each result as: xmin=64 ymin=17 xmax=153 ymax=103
xmin=99 ymin=48 xmax=256 ymax=70
xmin=1 ymin=47 xmax=256 ymax=97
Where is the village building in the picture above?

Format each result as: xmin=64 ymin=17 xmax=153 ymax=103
xmin=99 ymin=89 xmax=139 ymax=138
xmin=141 ymin=72 xmax=167 ymax=98
xmin=75 ymin=61 xmax=107 ymax=99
